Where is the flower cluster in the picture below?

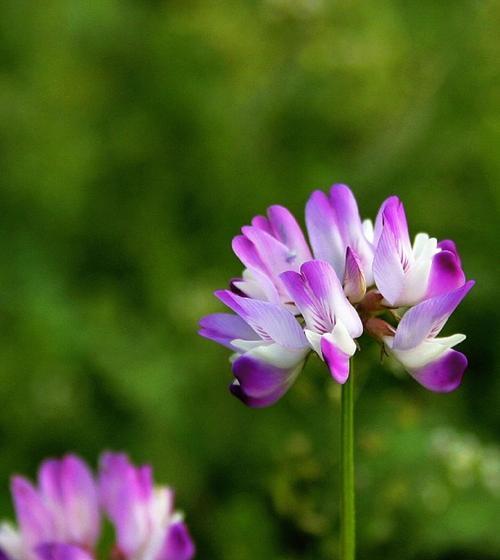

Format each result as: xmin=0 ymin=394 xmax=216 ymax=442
xmin=0 ymin=453 xmax=195 ymax=560
xmin=200 ymin=184 xmax=474 ymax=406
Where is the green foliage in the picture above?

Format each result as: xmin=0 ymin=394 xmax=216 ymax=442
xmin=0 ymin=1 xmax=498 ymax=558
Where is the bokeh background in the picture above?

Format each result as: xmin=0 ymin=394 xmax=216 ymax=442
xmin=0 ymin=1 xmax=499 ymax=558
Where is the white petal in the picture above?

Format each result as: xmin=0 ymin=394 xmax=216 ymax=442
xmin=386 ymin=334 xmax=466 ymax=370
xmin=399 ymin=257 xmax=433 ymax=306
xmin=329 ymin=321 xmax=357 ymax=356
xmin=307 ymin=324 xmax=356 ymax=360
xmin=362 ymin=219 xmax=374 ymax=242
xmin=0 ymin=523 xmax=23 ymax=560
xmin=245 ymin=342 xmax=309 ymax=369
xmin=412 ymin=233 xmax=438 ymax=260
xmin=234 ymin=268 xmax=281 ymax=305
xmin=305 ymin=329 xmax=322 ymax=356
xmin=373 ymin=225 xmax=406 ymax=306
xmin=231 ymin=339 xmax=273 ymax=352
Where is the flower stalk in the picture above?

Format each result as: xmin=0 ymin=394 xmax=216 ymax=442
xmin=340 ymin=359 xmax=355 ymax=560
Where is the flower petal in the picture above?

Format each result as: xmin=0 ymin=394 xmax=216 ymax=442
xmin=241 ymin=226 xmax=302 ymax=278
xmin=426 ymin=249 xmax=466 ymax=299
xmin=231 ymin=235 xmax=268 ymax=276
xmin=242 ymin=342 xmax=309 ymax=369
xmin=438 ymin=239 xmax=462 ymax=267
xmin=35 ymin=544 xmax=94 ymax=560
xmin=159 ymin=521 xmax=196 ymax=560
xmin=199 ymin=313 xmax=259 ymax=350
xmin=280 ymin=269 xmax=327 ymax=332
xmin=215 ymin=290 xmax=308 ymax=349
xmin=59 ymin=456 xmax=99 ymax=547
xmin=398 ymin=252 xmax=433 ymax=305
xmin=343 ymin=247 xmax=366 ymax=303
xmin=305 ymin=190 xmax=346 ymax=279
xmin=393 ymin=281 xmax=474 ymax=350
xmin=372 ymin=225 xmax=405 ymax=306
xmin=387 ymin=334 xmax=466 ymax=370
xmin=374 ymin=196 xmax=411 ymax=257
xmin=0 ymin=524 xmax=22 ymax=560
xmin=329 ymin=185 xmax=374 ymax=284
xmin=11 ymin=477 xmax=54 ymax=548
xmin=231 ymin=268 xmax=281 ymax=305
xmin=266 ymin=205 xmax=312 ymax=264
xmin=99 ymin=453 xmax=151 ymax=556
xmin=300 ymin=260 xmax=363 ymax=338
xmin=251 ymin=214 xmax=273 ymax=235
xmin=230 ymin=355 xmax=304 ymax=407
xmin=38 ymin=455 xmax=99 ymax=548
xmin=329 ymin=321 xmax=357 ymax=356
xmin=320 ymin=334 xmax=351 ymax=384
xmin=408 ymin=349 xmax=468 ymax=392
xmin=328 ymin=184 xmax=363 ymax=244
xmin=362 ymin=219 xmax=374 ymax=243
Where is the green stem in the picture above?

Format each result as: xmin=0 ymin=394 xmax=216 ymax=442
xmin=340 ymin=360 xmax=355 ymax=560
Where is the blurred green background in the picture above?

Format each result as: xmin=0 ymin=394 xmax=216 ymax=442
xmin=0 ymin=1 xmax=499 ymax=558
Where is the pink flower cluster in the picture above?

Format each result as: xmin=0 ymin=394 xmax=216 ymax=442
xmin=0 ymin=453 xmax=195 ymax=560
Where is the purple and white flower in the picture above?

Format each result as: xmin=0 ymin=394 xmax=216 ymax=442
xmin=0 ymin=454 xmax=99 ymax=560
xmin=199 ymin=292 xmax=310 ymax=407
xmin=373 ymin=196 xmax=466 ymax=307
xmin=200 ymin=183 xmax=473 ymax=402
xmin=281 ymin=260 xmax=363 ymax=384
xmin=382 ymin=281 xmax=474 ymax=392
xmin=0 ymin=454 xmax=195 ymax=560
xmin=100 ymin=453 xmax=194 ymax=560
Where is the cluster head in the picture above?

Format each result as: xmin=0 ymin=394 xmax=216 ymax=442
xmin=200 ymin=184 xmax=474 ymax=407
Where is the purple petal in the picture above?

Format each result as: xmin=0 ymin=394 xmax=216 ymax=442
xmin=39 ymin=456 xmax=99 ymax=547
xmin=306 ymin=186 xmax=373 ymax=284
xmin=215 ymin=290 xmax=308 ymax=349
xmin=373 ymin=195 xmax=395 ymax=245
xmin=426 ymin=249 xmax=465 ymax=299
xmin=35 ymin=544 xmax=94 ymax=560
xmin=343 ymin=247 xmax=366 ymax=303
xmin=281 ymin=260 xmax=363 ymax=338
xmin=438 ymin=239 xmax=462 ymax=266
xmin=280 ymin=269 xmax=326 ymax=332
xmin=11 ymin=476 xmax=54 ymax=547
xmin=373 ymin=224 xmax=405 ymax=306
xmin=232 ymin=235 xmax=268 ymax=276
xmin=266 ymin=205 xmax=312 ymax=264
xmin=409 ymin=350 xmax=467 ymax=392
xmin=374 ymin=196 xmax=411 ymax=257
xmin=199 ymin=313 xmax=259 ymax=350
xmin=159 ymin=521 xmax=196 ymax=560
xmin=251 ymin=214 xmax=273 ymax=235
xmin=230 ymin=355 xmax=303 ymax=407
xmin=393 ymin=281 xmax=475 ymax=350
xmin=320 ymin=336 xmax=350 ymax=384
xmin=37 ymin=459 xmax=64 ymax=526
xmin=305 ymin=190 xmax=346 ymax=278
xmin=99 ymin=453 xmax=151 ymax=556
xmin=328 ymin=184 xmax=363 ymax=244
xmin=330 ymin=185 xmax=374 ymax=283
xmin=57 ymin=456 xmax=99 ymax=547
xmin=241 ymin=226 xmax=302 ymax=281
xmin=0 ymin=552 xmax=10 ymax=560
